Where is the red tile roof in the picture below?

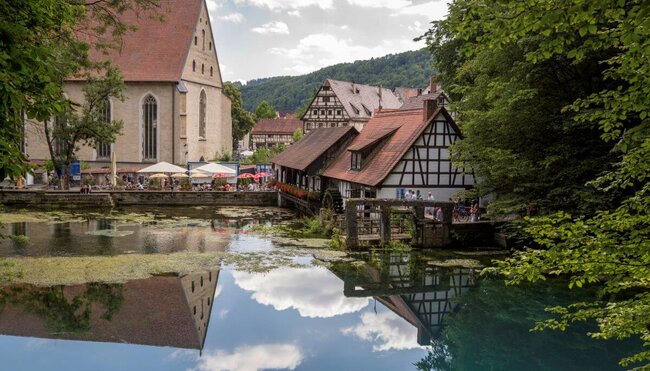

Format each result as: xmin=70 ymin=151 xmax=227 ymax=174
xmin=324 ymin=107 xmax=454 ymax=187
xmin=272 ymin=126 xmax=358 ymax=171
xmin=251 ymin=118 xmax=303 ymax=135
xmin=71 ymin=0 xmax=203 ymax=82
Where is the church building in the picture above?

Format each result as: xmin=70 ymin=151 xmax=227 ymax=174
xmin=23 ymin=0 xmax=232 ymax=168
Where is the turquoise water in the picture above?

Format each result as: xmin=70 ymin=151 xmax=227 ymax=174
xmin=0 ymin=208 xmax=640 ymax=370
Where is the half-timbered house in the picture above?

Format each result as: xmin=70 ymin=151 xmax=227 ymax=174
xmin=250 ymin=118 xmax=302 ymax=150
xmin=323 ymin=98 xmax=473 ymax=202
xmin=301 ymin=79 xmax=402 ymax=133
xmin=272 ymin=127 xmax=358 ymax=193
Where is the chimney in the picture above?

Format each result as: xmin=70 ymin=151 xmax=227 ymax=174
xmin=417 ymin=88 xmax=423 ymax=96
xmin=423 ymin=98 xmax=438 ymax=122
xmin=430 ymin=75 xmax=438 ymax=93
xmin=351 ymin=81 xmax=356 ymax=94
xmin=378 ymin=85 xmax=383 ymax=110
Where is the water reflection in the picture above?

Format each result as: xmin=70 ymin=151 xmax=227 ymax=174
xmin=330 ymin=252 xmax=475 ymax=348
xmin=0 ymin=270 xmax=219 ymax=351
xmin=233 ymin=266 xmax=369 ymax=318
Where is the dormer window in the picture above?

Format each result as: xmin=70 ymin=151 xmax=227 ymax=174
xmin=350 ymin=103 xmax=360 ymax=115
xmin=351 ymin=152 xmax=362 ymax=170
xmin=361 ymin=104 xmax=372 ymax=116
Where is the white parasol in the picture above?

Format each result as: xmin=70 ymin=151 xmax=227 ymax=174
xmin=137 ymin=161 xmax=186 ymax=174
xmin=193 ymin=162 xmax=236 ymax=175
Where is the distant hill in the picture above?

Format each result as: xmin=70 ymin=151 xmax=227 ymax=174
xmin=237 ymin=49 xmax=434 ymax=113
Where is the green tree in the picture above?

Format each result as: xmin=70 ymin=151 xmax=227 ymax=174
xmin=45 ymin=68 xmax=125 ymax=189
xmin=0 ymin=0 xmax=159 ymax=181
xmin=425 ymin=0 xmax=649 ymax=366
xmin=254 ymin=100 xmax=276 ymax=120
xmin=224 ymin=82 xmax=256 ymax=150
xmin=291 ymin=128 xmax=303 ymax=143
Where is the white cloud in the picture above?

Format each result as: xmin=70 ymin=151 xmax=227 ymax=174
xmin=269 ymin=33 xmax=419 ymax=75
xmin=252 ymin=21 xmax=290 ymax=35
xmin=408 ymin=20 xmax=424 ymax=32
xmin=347 ymin=0 xmax=412 ymax=9
xmin=233 ymin=267 xmax=369 ymax=318
xmin=214 ymin=284 xmax=223 ymax=299
xmin=206 ymin=0 xmax=222 ymax=12
xmin=192 ymin=344 xmax=304 ymax=371
xmin=394 ymin=0 xmax=449 ymax=19
xmin=287 ymin=10 xmax=301 ymax=17
xmin=234 ymin=0 xmax=333 ymax=10
xmin=342 ymin=311 xmax=425 ymax=352
xmin=219 ymin=13 xmax=244 ymax=23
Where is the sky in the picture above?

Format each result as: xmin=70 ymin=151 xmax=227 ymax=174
xmin=206 ymin=0 xmax=451 ymax=82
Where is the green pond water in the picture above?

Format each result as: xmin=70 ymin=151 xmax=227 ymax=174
xmin=0 ymin=207 xmax=641 ymax=371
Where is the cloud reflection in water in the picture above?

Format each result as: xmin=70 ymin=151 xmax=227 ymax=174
xmin=191 ymin=343 xmax=304 ymax=371
xmin=233 ymin=267 xmax=369 ymax=318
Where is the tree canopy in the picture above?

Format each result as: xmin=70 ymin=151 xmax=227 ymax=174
xmin=425 ymin=0 xmax=649 ymax=367
xmin=45 ymin=68 xmax=126 ymax=189
xmin=239 ymin=49 xmax=435 ymax=113
xmin=0 ymin=0 xmax=159 ymax=180
xmin=224 ymin=82 xmax=256 ymax=150
xmin=254 ymin=100 xmax=276 ymax=120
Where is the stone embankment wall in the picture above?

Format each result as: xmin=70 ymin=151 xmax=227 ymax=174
xmin=0 ymin=191 xmax=277 ymax=208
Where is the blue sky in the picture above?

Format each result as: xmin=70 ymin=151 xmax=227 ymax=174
xmin=207 ymin=0 xmax=451 ymax=82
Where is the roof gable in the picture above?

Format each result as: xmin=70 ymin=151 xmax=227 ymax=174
xmin=180 ymin=0 xmax=224 ymax=87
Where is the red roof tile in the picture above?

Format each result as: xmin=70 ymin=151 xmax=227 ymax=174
xmin=272 ymin=126 xmax=358 ymax=171
xmin=251 ymin=118 xmax=303 ymax=135
xmin=324 ymin=108 xmax=454 ymax=187
xmin=71 ymin=0 xmax=203 ymax=82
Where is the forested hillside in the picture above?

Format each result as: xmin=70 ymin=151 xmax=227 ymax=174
xmin=237 ymin=49 xmax=434 ymax=113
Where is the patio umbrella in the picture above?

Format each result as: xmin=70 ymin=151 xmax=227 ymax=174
xmin=137 ymin=161 xmax=186 ymax=174
xmin=256 ymin=172 xmax=270 ymax=177
xmin=193 ymin=162 xmax=236 ymax=175
xmin=171 ymin=173 xmax=189 ymax=178
xmin=149 ymin=173 xmax=168 ymax=179
xmin=238 ymin=173 xmax=255 ymax=179
xmin=212 ymin=173 xmax=231 ymax=178
xmin=191 ymin=173 xmax=210 ymax=178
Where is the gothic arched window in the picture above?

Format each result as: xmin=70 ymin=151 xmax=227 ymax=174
xmin=199 ymin=90 xmax=206 ymax=139
xmin=202 ymin=29 xmax=205 ymax=50
xmin=142 ymin=95 xmax=157 ymax=160
xmin=97 ymin=99 xmax=111 ymax=158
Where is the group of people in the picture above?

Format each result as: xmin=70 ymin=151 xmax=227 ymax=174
xmin=79 ymin=184 xmax=92 ymax=194
xmin=452 ymin=198 xmax=481 ymax=222
xmin=403 ymin=189 xmax=427 ymax=201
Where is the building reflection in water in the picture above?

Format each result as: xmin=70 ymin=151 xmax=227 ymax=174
xmin=330 ymin=252 xmax=476 ymax=345
xmin=0 ymin=269 xmax=219 ymax=351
